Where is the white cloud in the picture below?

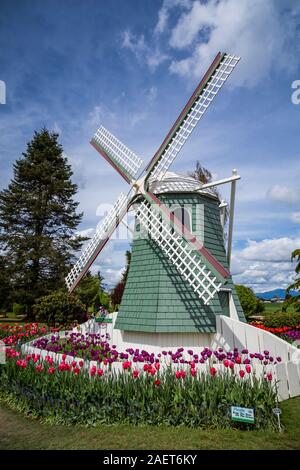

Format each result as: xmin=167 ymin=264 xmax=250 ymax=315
xmin=169 ymin=0 xmax=217 ymax=49
xmin=154 ymin=0 xmax=192 ymax=35
xmin=148 ymin=86 xmax=157 ymax=103
xmin=169 ymin=0 xmax=300 ymax=87
xmin=291 ymin=212 xmax=300 ymax=224
xmin=76 ymin=227 xmax=95 ymax=238
xmin=146 ymin=49 xmax=169 ymax=71
xmin=121 ymin=30 xmax=168 ymax=71
xmin=239 ymin=237 xmax=300 ymax=262
xmin=53 ymin=122 xmax=63 ymax=135
xmin=103 ymin=268 xmax=124 ymax=284
xmin=232 ymin=236 xmax=300 ymax=291
xmin=267 ymin=185 xmax=300 ymax=204
xmin=87 ymin=105 xmax=105 ymax=128
xmin=154 ymin=6 xmax=169 ymax=35
xmin=122 ymin=30 xmax=146 ymax=54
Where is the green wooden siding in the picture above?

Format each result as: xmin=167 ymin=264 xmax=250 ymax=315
xmin=115 ymin=192 xmax=245 ymax=333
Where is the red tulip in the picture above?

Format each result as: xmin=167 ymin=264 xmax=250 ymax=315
xmin=210 ymin=367 xmax=217 ymax=376
xmin=97 ymin=368 xmax=104 ymax=376
xmin=154 ymin=379 xmax=161 ymax=386
xmin=79 ymin=360 xmax=84 ymax=368
xmin=223 ymin=359 xmax=229 ymax=368
xmin=132 ymin=369 xmax=139 ymax=378
xmin=239 ymin=370 xmax=245 ymax=378
xmin=246 ymin=365 xmax=251 ymax=374
xmin=122 ymin=361 xmax=132 ymax=370
xmin=236 ymin=356 xmax=242 ymax=364
xmin=48 ymin=367 xmax=55 ymax=374
xmin=73 ymin=367 xmax=80 ymax=375
xmin=191 ymin=368 xmax=196 ymax=377
xmin=267 ymin=373 xmax=273 ymax=381
xmin=62 ymin=354 xmax=67 ymax=361
xmin=154 ymin=362 xmax=160 ymax=370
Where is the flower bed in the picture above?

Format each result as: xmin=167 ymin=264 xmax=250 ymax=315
xmin=31 ymin=332 xmax=283 ymax=368
xmin=0 ymin=323 xmax=59 ymax=346
xmin=250 ymin=321 xmax=300 ymax=344
xmin=0 ymin=347 xmax=278 ymax=429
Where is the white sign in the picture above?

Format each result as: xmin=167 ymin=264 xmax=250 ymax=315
xmin=231 ymin=406 xmax=255 ymax=424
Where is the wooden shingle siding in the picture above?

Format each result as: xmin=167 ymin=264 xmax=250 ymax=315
xmin=115 ymin=192 xmax=245 ymax=333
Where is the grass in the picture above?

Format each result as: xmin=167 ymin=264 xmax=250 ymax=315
xmin=0 ymin=397 xmax=300 ymax=450
xmin=263 ymin=303 xmax=296 ymax=314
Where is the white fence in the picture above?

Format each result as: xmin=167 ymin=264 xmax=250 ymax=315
xmin=212 ymin=316 xmax=300 ymax=401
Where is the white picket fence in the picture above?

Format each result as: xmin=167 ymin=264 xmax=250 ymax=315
xmin=212 ymin=316 xmax=300 ymax=401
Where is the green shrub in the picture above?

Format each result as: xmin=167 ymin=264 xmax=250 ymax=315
xmin=264 ymin=311 xmax=300 ymax=328
xmin=235 ymin=285 xmax=264 ymax=320
xmin=12 ymin=303 xmax=25 ymax=316
xmin=33 ymin=291 xmax=86 ymax=326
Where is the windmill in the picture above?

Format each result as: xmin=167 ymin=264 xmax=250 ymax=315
xmin=66 ymin=52 xmax=245 ymax=348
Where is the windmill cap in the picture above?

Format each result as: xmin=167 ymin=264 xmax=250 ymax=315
xmin=148 ymin=171 xmax=219 ymax=199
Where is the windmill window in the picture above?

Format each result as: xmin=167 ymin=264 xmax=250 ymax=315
xmin=171 ymin=207 xmax=191 ymax=235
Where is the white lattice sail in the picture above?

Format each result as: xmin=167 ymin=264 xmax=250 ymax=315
xmin=135 ymin=199 xmax=223 ymax=304
xmin=66 ymin=192 xmax=130 ymax=291
xmin=92 ymin=126 xmax=143 ymax=181
xmin=148 ymin=54 xmax=240 ymax=182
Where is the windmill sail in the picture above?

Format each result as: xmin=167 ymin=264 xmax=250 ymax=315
xmin=66 ymin=51 xmax=239 ymax=306
xmin=136 ymin=194 xmax=228 ymax=305
xmin=145 ymin=53 xmax=240 ymax=183
xmin=65 ymin=192 xmax=130 ymax=292
xmin=91 ymin=126 xmax=143 ymax=183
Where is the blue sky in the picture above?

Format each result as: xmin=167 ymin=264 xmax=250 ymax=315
xmin=0 ymin=0 xmax=300 ymax=292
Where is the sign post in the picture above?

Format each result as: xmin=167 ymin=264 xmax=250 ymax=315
xmin=272 ymin=408 xmax=282 ymax=432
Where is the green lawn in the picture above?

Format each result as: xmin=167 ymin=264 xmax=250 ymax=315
xmin=263 ymin=303 xmax=285 ymax=314
xmin=0 ymin=397 xmax=300 ymax=450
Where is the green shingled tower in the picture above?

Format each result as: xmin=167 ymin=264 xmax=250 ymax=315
xmin=115 ymin=186 xmax=245 ymax=333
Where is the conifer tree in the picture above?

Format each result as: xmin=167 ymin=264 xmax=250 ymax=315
xmin=0 ymin=129 xmax=83 ymax=311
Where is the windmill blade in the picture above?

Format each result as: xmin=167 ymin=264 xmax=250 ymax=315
xmin=145 ymin=53 xmax=240 ymax=183
xmin=91 ymin=126 xmax=143 ymax=183
xmin=136 ymin=192 xmax=229 ymax=305
xmin=65 ymin=192 xmax=131 ymax=292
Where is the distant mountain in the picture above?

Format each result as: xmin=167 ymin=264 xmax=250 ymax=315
xmin=256 ymin=289 xmax=298 ymax=300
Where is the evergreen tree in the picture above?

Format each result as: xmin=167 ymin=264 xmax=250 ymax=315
xmin=0 ymin=255 xmax=11 ymax=311
xmin=121 ymin=249 xmax=131 ymax=283
xmin=75 ymin=271 xmax=105 ymax=310
xmin=188 ymin=161 xmax=228 ymax=223
xmin=0 ymin=129 xmax=83 ymax=311
xmin=111 ymin=250 xmax=132 ymax=308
